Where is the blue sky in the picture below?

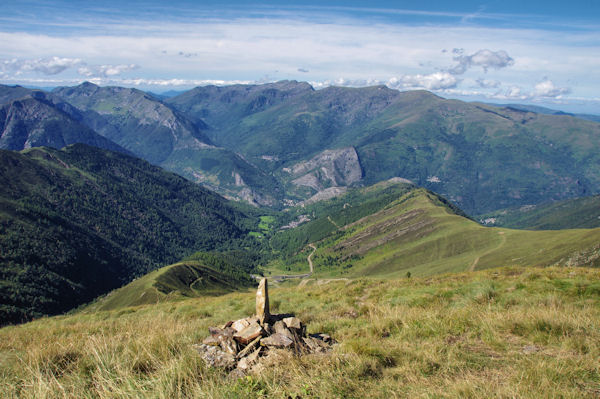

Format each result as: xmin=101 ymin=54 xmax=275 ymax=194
xmin=1 ymin=0 xmax=599 ymax=113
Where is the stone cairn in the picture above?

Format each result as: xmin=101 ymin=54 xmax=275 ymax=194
xmin=193 ymin=278 xmax=335 ymax=375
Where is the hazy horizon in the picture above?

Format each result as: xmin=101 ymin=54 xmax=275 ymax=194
xmin=1 ymin=0 xmax=598 ymax=113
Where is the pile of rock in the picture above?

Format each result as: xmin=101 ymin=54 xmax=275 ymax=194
xmin=193 ymin=278 xmax=334 ymax=374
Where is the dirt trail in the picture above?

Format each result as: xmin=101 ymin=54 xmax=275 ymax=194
xmin=268 ymin=243 xmax=317 ymax=283
xmin=327 ymin=216 xmax=341 ymax=230
xmin=469 ymin=231 xmax=506 ymax=272
xmin=307 ymin=243 xmax=316 ymax=273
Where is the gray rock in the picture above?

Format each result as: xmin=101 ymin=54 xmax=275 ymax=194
xmin=283 ymin=317 xmax=302 ymax=331
xmin=237 ymin=347 xmax=262 ymax=372
xmin=260 ymin=333 xmax=294 ymax=348
xmin=273 ymin=320 xmax=294 ymax=340
xmin=218 ymin=335 xmax=238 ymax=355
xmin=193 ymin=344 xmax=236 ymax=369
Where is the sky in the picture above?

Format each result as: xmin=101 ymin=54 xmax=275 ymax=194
xmin=0 ymin=0 xmax=599 ymax=113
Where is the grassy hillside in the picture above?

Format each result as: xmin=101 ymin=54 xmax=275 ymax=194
xmin=0 ymin=144 xmax=260 ymax=325
xmin=88 ymin=251 xmax=260 ymax=311
xmin=268 ymin=187 xmax=600 ymax=278
xmin=0 ymin=266 xmax=598 ymax=398
xmin=478 ymin=195 xmax=600 ymax=230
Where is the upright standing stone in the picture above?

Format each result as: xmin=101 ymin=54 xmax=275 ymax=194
xmin=256 ymin=278 xmax=270 ymax=325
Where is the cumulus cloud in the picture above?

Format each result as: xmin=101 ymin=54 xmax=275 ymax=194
xmin=388 ymin=72 xmax=459 ymax=90
xmin=450 ymin=49 xmax=514 ymax=75
xmin=476 ymin=78 xmax=501 ymax=88
xmin=504 ymin=86 xmax=529 ymax=100
xmin=0 ymin=56 xmax=139 ymax=80
xmin=1 ymin=56 xmax=82 ymax=75
xmin=78 ymin=64 xmax=139 ymax=77
xmin=310 ymin=73 xmax=458 ymax=91
xmin=534 ymin=79 xmax=570 ymax=98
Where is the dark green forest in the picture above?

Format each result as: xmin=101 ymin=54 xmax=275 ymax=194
xmin=0 ymin=144 xmax=261 ymax=325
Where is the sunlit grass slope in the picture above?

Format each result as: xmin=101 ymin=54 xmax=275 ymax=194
xmin=86 ymin=261 xmax=245 ymax=312
xmin=1 ymin=267 xmax=598 ymax=398
xmin=308 ymin=189 xmax=600 ymax=278
xmin=479 ymin=194 xmax=600 ymax=230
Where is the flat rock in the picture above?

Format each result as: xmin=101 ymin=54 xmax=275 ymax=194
xmin=193 ymin=344 xmax=236 ymax=369
xmin=283 ymin=317 xmax=302 ymax=331
xmin=234 ymin=322 xmax=265 ymax=345
xmin=231 ymin=318 xmax=252 ymax=333
xmin=273 ymin=320 xmax=294 ymax=340
xmin=260 ymin=333 xmax=294 ymax=348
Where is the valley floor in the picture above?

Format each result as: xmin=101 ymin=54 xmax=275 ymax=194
xmin=1 ymin=266 xmax=599 ymax=398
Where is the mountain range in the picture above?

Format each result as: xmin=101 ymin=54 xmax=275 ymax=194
xmin=2 ymin=81 xmax=600 ymax=214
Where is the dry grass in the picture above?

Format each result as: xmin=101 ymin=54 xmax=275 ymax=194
xmin=1 ymin=266 xmax=599 ymax=398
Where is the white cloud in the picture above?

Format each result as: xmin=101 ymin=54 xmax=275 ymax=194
xmin=450 ymin=49 xmax=514 ymax=74
xmin=388 ymin=72 xmax=459 ymax=90
xmin=476 ymin=78 xmax=501 ymax=88
xmin=78 ymin=64 xmax=139 ymax=77
xmin=504 ymin=86 xmax=529 ymax=100
xmin=309 ymin=73 xmax=458 ymax=91
xmin=1 ymin=56 xmax=82 ymax=75
xmin=534 ymin=79 xmax=570 ymax=98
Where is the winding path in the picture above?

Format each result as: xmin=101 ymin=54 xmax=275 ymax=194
xmin=307 ymin=243 xmax=316 ymax=273
xmin=266 ymin=243 xmax=317 ymax=283
xmin=469 ymin=231 xmax=506 ymax=272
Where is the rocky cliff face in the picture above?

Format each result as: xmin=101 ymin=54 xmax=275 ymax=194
xmin=287 ymin=147 xmax=363 ymax=193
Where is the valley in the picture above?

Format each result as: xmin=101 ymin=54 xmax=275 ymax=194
xmin=0 ymin=81 xmax=599 ymax=398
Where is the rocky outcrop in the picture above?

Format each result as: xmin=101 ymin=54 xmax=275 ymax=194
xmin=193 ymin=278 xmax=335 ymax=376
xmin=288 ymin=147 xmax=362 ymax=193
xmin=302 ymin=186 xmax=348 ymax=205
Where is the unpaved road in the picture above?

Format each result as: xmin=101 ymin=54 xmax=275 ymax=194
xmin=265 ymin=243 xmax=317 ymax=283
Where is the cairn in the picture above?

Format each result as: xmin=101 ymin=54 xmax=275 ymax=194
xmin=193 ymin=278 xmax=335 ymax=375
